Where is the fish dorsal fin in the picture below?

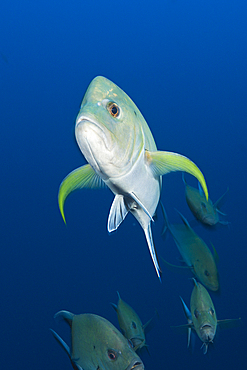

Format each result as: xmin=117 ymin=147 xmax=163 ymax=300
xmin=210 ymin=243 xmax=219 ymax=264
xmin=144 ymin=223 xmax=162 ymax=281
xmin=179 ymin=296 xmax=192 ymax=323
xmin=110 ymin=302 xmax=118 ymax=312
xmin=54 ymin=310 xmax=74 ymax=327
xmin=179 ymin=296 xmax=192 ymax=348
xmin=58 ymin=164 xmax=106 ymax=223
xmin=198 ymin=181 xmax=204 ymax=197
xmin=174 ymin=209 xmax=192 ymax=230
xmin=146 ymin=150 xmax=208 ymax=201
xmin=107 ymin=194 xmax=129 ymax=232
xmin=182 ymin=172 xmax=187 ymax=185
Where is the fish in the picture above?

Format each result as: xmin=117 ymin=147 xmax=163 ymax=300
xmin=182 ymin=173 xmax=229 ymax=226
xmin=50 ymin=310 xmax=144 ymax=370
xmin=58 ymin=76 xmax=209 ymax=280
xmin=174 ymin=279 xmax=241 ymax=354
xmin=111 ymin=292 xmax=154 ymax=352
xmin=161 ymin=204 xmax=219 ymax=291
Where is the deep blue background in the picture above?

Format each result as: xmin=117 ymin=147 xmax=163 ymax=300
xmin=0 ymin=0 xmax=246 ymax=369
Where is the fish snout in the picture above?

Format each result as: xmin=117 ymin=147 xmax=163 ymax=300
xmin=76 ymin=117 xmax=114 ymax=152
xmin=200 ymin=324 xmax=215 ymax=343
xmin=126 ymin=359 xmax=145 ymax=370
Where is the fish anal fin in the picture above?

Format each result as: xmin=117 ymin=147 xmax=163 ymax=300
xmin=107 ymin=194 xmax=129 ymax=232
xmin=130 ymin=192 xmax=154 ymax=221
xmin=144 ymin=224 xmax=162 ymax=281
xmin=147 ymin=150 xmax=208 ymax=201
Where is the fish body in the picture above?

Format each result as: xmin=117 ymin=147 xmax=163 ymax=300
xmin=161 ymin=205 xmax=219 ymax=291
xmin=174 ymin=280 xmax=240 ymax=354
xmin=190 ymin=280 xmax=217 ymax=354
xmin=58 ymin=76 xmax=209 ymax=280
xmin=51 ymin=310 xmax=144 ymax=370
xmin=111 ymin=292 xmax=150 ymax=351
xmin=182 ymin=174 xmax=228 ymax=226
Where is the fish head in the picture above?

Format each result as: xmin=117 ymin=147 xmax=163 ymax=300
xmin=116 ymin=294 xmax=145 ymax=350
xmin=194 ymin=309 xmax=217 ymax=354
xmin=190 ymin=281 xmax=217 ymax=348
xmin=71 ymin=314 xmax=144 ymax=370
xmin=186 ymin=187 xmax=218 ymax=225
xmin=75 ymin=76 xmax=146 ymax=181
xmin=199 ymin=321 xmax=216 ymax=344
xmin=130 ymin=336 xmax=146 ymax=351
xmin=199 ymin=201 xmax=219 ymax=225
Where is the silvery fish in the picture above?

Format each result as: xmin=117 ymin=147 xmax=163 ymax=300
xmin=174 ymin=279 xmax=241 ymax=354
xmin=182 ymin=173 xmax=229 ymax=226
xmin=161 ymin=204 xmax=219 ymax=291
xmin=58 ymin=76 xmax=208 ymax=280
xmin=111 ymin=292 xmax=154 ymax=352
xmin=51 ymin=310 xmax=144 ymax=370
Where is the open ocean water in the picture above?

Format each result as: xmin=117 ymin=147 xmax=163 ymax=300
xmin=0 ymin=0 xmax=246 ymax=369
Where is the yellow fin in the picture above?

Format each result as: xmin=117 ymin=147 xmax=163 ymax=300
xmin=58 ymin=164 xmax=105 ymax=223
xmin=147 ymin=150 xmax=208 ymax=201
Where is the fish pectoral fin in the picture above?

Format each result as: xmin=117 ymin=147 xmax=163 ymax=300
xmin=58 ymin=164 xmax=105 ymax=223
xmin=144 ymin=224 xmax=162 ymax=281
xmin=217 ymin=318 xmax=242 ymax=329
xmin=216 ymin=209 xmax=227 ymax=216
xmin=146 ymin=150 xmax=208 ymax=201
xmin=107 ymin=194 xmax=129 ymax=232
xmin=214 ymin=187 xmax=229 ymax=209
xmin=161 ymin=257 xmax=193 ymax=275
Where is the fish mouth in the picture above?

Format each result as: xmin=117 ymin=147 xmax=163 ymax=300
xmin=75 ymin=116 xmax=115 ymax=175
xmin=202 ymin=216 xmax=216 ymax=226
xmin=76 ymin=115 xmax=114 ymax=152
xmin=126 ymin=359 xmax=144 ymax=370
xmin=200 ymin=324 xmax=214 ymax=342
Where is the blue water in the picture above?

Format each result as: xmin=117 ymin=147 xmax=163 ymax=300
xmin=1 ymin=0 xmax=246 ymax=368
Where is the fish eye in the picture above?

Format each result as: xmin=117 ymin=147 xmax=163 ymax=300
xmin=204 ymin=270 xmax=210 ymax=277
xmin=209 ymin=307 xmax=214 ymax=315
xmin=107 ymin=349 xmax=117 ymax=361
xmin=131 ymin=321 xmax=137 ymax=329
xmin=107 ymin=102 xmax=120 ymax=118
xmin=194 ymin=309 xmax=200 ymax=319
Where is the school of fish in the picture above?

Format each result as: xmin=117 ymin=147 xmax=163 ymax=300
xmin=52 ymin=77 xmax=240 ymax=368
